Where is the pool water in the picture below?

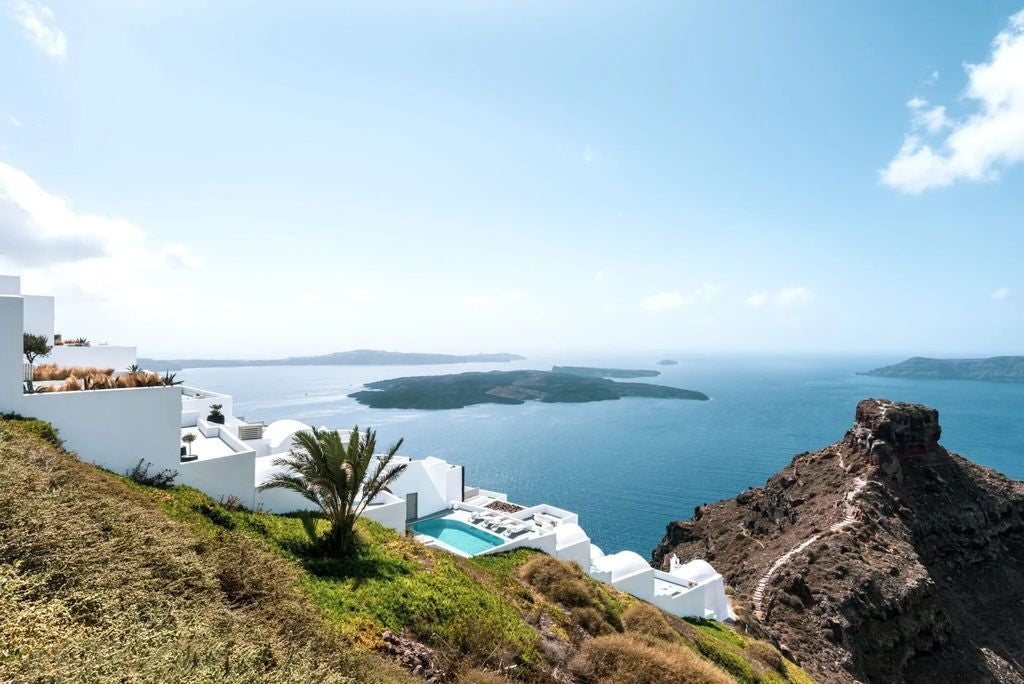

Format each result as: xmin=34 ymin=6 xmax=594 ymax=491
xmin=410 ymin=517 xmax=505 ymax=555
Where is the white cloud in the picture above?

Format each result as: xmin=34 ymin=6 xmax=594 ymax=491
xmin=0 ymin=160 xmax=200 ymax=311
xmin=582 ymin=143 xmax=599 ymax=164
xmin=992 ymin=286 xmax=1011 ymax=300
xmin=641 ymin=283 xmax=719 ymax=313
xmin=10 ymin=1 xmax=67 ymax=60
xmin=745 ymin=286 xmax=814 ymax=307
xmin=0 ymin=161 xmax=142 ymax=265
xmin=907 ymin=98 xmax=951 ymax=134
xmin=161 ymin=244 xmax=203 ymax=270
xmin=776 ymin=286 xmax=813 ymax=305
xmin=744 ymin=292 xmax=769 ymax=308
xmin=9 ymin=117 xmax=22 ymax=128
xmin=881 ymin=9 xmax=1024 ymax=193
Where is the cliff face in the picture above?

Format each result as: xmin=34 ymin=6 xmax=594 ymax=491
xmin=653 ymin=399 xmax=1024 ymax=684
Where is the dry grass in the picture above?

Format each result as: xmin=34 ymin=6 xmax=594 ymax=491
xmin=33 ymin=370 xmax=171 ymax=392
xmin=32 ymin=364 xmax=114 ymax=381
xmin=621 ymin=601 xmax=681 ymax=643
xmin=745 ymin=640 xmax=786 ymax=673
xmin=519 ymin=555 xmax=623 ymax=634
xmin=570 ymin=633 xmax=734 ymax=684
xmin=0 ymin=418 xmax=413 ymax=683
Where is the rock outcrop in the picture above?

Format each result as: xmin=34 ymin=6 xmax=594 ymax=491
xmin=653 ymin=399 xmax=1024 ymax=684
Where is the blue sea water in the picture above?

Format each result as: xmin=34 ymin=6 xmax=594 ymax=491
xmin=179 ymin=355 xmax=1024 ymax=556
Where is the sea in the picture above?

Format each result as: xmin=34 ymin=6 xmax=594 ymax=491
xmin=178 ymin=354 xmax=1024 ymax=556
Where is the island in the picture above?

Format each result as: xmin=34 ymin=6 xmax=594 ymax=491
xmin=861 ymin=356 xmax=1024 ymax=383
xmin=551 ymin=365 xmax=660 ymax=378
xmin=348 ymin=370 xmax=709 ymax=409
xmin=140 ymin=350 xmax=525 ymax=371
xmin=656 ymin=359 xmax=679 ymax=366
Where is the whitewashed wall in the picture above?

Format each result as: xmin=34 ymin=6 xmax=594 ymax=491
xmin=363 ymin=497 xmax=407 ymax=533
xmin=178 ymin=451 xmax=257 ymax=507
xmin=0 ymin=296 xmax=24 ymax=409
xmin=50 ymin=345 xmax=137 ymax=371
xmin=180 ymin=387 xmax=233 ymax=427
xmin=22 ymin=295 xmax=54 ymax=340
xmin=389 ymin=458 xmax=463 ymax=518
xmin=19 ymin=385 xmax=181 ymax=476
xmin=0 ymin=276 xmax=19 ymax=295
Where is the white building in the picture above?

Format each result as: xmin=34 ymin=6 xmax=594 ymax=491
xmin=0 ymin=276 xmax=729 ymax=620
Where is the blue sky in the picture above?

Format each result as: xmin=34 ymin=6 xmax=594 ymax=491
xmin=1 ymin=1 xmax=1023 ymax=358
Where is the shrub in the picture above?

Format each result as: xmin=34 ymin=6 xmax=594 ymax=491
xmin=570 ymin=606 xmax=615 ymax=636
xmin=33 ymin=364 xmax=114 ymax=381
xmin=746 ymin=640 xmax=785 ymax=673
xmin=32 ymin=367 xmax=185 ymax=393
xmin=125 ymin=459 xmax=178 ymax=488
xmin=570 ymin=634 xmax=732 ymax=684
xmin=0 ymin=414 xmax=62 ymax=448
xmin=520 ymin=556 xmax=623 ymax=632
xmin=220 ymin=494 xmax=247 ymax=511
xmin=622 ymin=601 xmax=679 ymax=642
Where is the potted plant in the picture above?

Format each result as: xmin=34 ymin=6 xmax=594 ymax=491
xmin=207 ymin=403 xmax=226 ymax=424
xmin=181 ymin=433 xmax=198 ymax=461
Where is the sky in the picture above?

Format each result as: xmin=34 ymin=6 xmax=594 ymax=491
xmin=1 ymin=1 xmax=1023 ymax=359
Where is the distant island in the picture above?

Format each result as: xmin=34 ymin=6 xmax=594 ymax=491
xmin=551 ymin=366 xmax=660 ymax=378
xmin=140 ymin=350 xmax=526 ymax=371
xmin=348 ymin=370 xmax=709 ymax=409
xmin=861 ymin=356 xmax=1024 ymax=383
xmin=656 ymin=359 xmax=679 ymax=366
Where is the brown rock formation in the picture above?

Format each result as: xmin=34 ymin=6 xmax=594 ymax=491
xmin=653 ymin=399 xmax=1024 ymax=683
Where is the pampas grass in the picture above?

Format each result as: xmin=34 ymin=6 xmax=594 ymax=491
xmin=33 ymin=369 xmax=175 ymax=392
xmin=33 ymin=365 xmax=115 ymax=381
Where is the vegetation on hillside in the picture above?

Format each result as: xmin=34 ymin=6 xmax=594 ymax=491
xmin=0 ymin=416 xmax=812 ymax=683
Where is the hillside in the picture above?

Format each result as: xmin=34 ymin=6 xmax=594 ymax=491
xmin=862 ymin=356 xmax=1024 ymax=382
xmin=653 ymin=399 xmax=1024 ymax=683
xmin=0 ymin=416 xmax=808 ymax=683
xmin=140 ymin=350 xmax=526 ymax=371
xmin=350 ymin=370 xmax=708 ymax=409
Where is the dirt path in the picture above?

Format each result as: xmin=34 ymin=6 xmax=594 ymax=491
xmin=751 ymin=475 xmax=867 ymax=621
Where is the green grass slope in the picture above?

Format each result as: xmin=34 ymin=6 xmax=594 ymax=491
xmin=0 ymin=417 xmax=813 ymax=683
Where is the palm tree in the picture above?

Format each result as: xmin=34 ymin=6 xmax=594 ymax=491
xmin=258 ymin=426 xmax=407 ymax=555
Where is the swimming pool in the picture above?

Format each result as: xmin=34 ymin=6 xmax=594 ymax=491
xmin=410 ymin=517 xmax=505 ymax=556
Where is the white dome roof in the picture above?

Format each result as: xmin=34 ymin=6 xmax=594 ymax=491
xmin=263 ymin=419 xmax=312 ymax=452
xmin=595 ymin=550 xmax=651 ymax=581
xmin=554 ymin=523 xmax=589 ymax=549
xmin=671 ymin=559 xmax=720 ymax=584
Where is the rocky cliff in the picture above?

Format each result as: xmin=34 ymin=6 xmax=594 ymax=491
xmin=653 ymin=399 xmax=1024 ymax=683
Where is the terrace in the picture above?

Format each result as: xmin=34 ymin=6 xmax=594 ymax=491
xmin=180 ymin=425 xmax=250 ymax=461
